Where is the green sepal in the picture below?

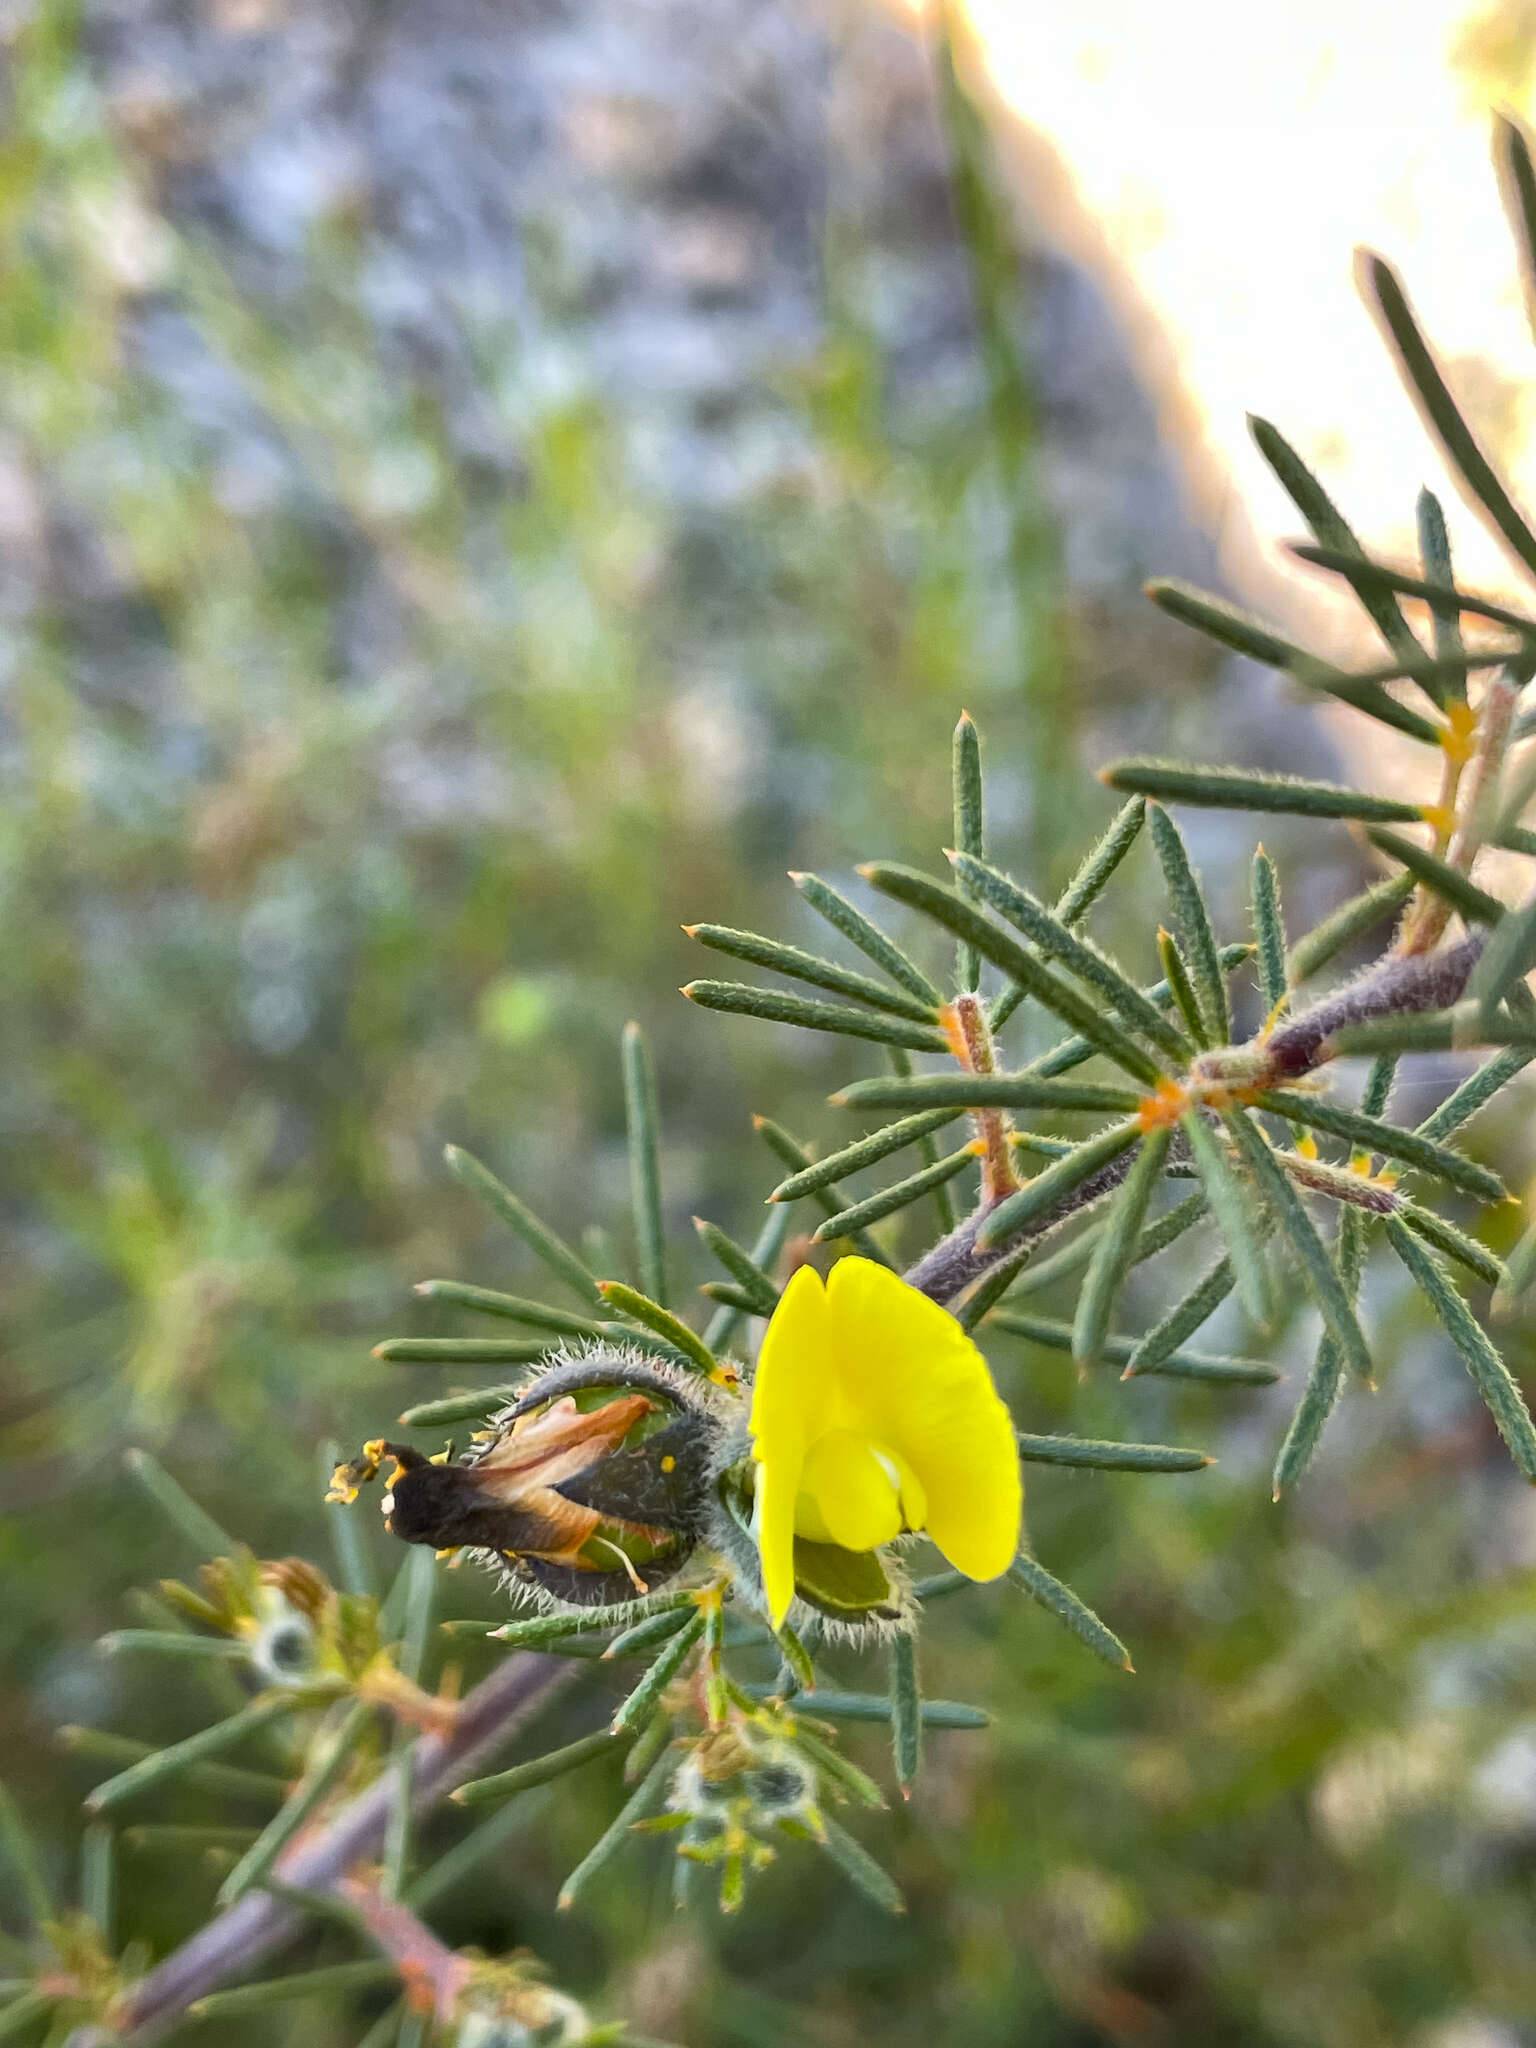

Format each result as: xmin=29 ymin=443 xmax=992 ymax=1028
xmin=791 ymin=1539 xmax=897 ymax=1620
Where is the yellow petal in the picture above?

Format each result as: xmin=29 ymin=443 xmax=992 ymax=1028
xmin=796 ymin=1430 xmax=905 ymax=1552
xmin=823 ymin=1257 xmax=1021 ymax=1583
xmin=750 ymin=1263 xmax=833 ymax=1627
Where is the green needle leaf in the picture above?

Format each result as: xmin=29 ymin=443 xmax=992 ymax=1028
xmin=57 ymin=1729 xmax=285 ymax=1805
xmin=219 ymin=1701 xmax=373 ymax=1904
xmin=1286 ymin=871 xmax=1416 ymax=983
xmin=951 ymin=850 xmax=1190 ymax=1062
xmin=1469 ymin=891 xmax=1536 ymax=1022
xmin=1051 ymin=794 xmax=1148 ymax=926
xmin=1416 ymin=1039 xmax=1536 ymax=1143
xmin=0 ymin=1785 xmax=51 ymax=1927
xmin=597 ymin=1282 xmax=720 ymax=1380
xmin=683 ymin=924 xmax=940 ymax=1023
xmin=974 ymin=1120 xmax=1143 ymax=1251
xmin=1273 ymin=1207 xmax=1370 ymax=1498
xmin=789 ymin=873 xmax=945 ymax=1009
xmin=396 ymin=1387 xmax=515 ymax=1427
xmin=1148 ymin=804 xmax=1229 ymax=1044
xmin=1015 ymin=1432 xmax=1211 ymax=1472
xmin=444 ymin=1145 xmax=604 ymax=1309
xmin=123 ymin=1449 xmax=238 ymax=1562
xmin=1011 ymin=937 xmax=1253 ymax=1081
xmin=706 ymin=1201 xmax=796 ymax=1354
xmin=1398 ymin=1200 xmax=1506 ymax=1289
xmin=1181 ymin=1111 xmax=1272 ymax=1326
xmin=373 ymin=1338 xmax=549 ymax=1366
xmin=1147 ymin=575 xmax=1441 ymax=741
xmin=770 ymin=1109 xmax=958 ymax=1201
xmin=811 ymin=1144 xmax=976 ymax=1242
xmin=1106 ymin=760 xmax=1424 ymax=825
xmin=683 ymin=979 xmax=950 ymax=1055
xmin=1385 ymin=1214 xmax=1536 ymax=1480
xmin=614 ymin=1611 xmax=708 ymax=1733
xmin=1289 ymin=544 xmax=1536 ymax=639
xmin=455 ymin=1730 xmax=628 ymax=1811
xmin=889 ymin=1633 xmax=921 ymax=1794
xmin=1249 ymin=412 xmax=1423 ymax=663
xmin=1073 ymin=1129 xmax=1171 ymax=1367
xmin=990 ymin=1309 xmax=1281 ymax=1384
xmin=1251 ymin=1088 xmax=1507 ymax=1202
xmin=952 ymin=711 xmax=985 ymax=991
xmin=1252 ymin=849 xmax=1288 ymax=1012
xmin=1007 ymin=1554 xmax=1132 ymax=1670
xmin=1153 ymin=926 xmax=1206 ymax=1049
xmin=1327 ymin=1007 xmax=1536 ymax=1057
xmin=488 ymin=1594 xmax=695 ymax=1649
xmin=817 ymin=1817 xmax=905 ymax=1915
xmin=1358 ymin=248 xmax=1536 ymax=585
xmin=557 ymin=1747 xmax=672 ymax=1909
xmin=622 ymin=1021 xmax=669 ymax=1309
xmin=1010 ymin=1189 xmax=1208 ymax=1300
xmin=744 ymin=1690 xmax=987 ymax=1728
xmin=189 ymin=1963 xmax=398 ymax=2019
xmin=1224 ymin=1109 xmax=1374 ymax=1380
xmin=1494 ymin=1211 xmax=1536 ymax=1318
xmin=860 ymin=862 xmax=1164 ymax=1083
xmin=1495 ymin=110 xmax=1536 ymax=346
xmin=1363 ymin=827 xmax=1505 ymax=926
xmin=752 ymin=1119 xmax=893 ymax=1267
xmin=1122 ymin=1256 xmax=1235 ymax=1377
xmin=692 ymin=1217 xmax=780 ymax=1315
xmin=832 ymin=1073 xmax=1141 ymax=1115
xmin=97 ymin=1632 xmax=251 ymax=1662
xmin=86 ymin=1696 xmax=299 ymax=1815
xmin=1417 ymin=485 xmax=1464 ymax=697
xmin=409 ymin=1283 xmax=605 ymax=1339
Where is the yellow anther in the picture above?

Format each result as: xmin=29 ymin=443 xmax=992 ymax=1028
xmin=1295 ymin=1132 xmax=1319 ymax=1159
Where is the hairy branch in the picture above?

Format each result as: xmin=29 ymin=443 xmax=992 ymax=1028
xmin=70 ymin=1654 xmax=573 ymax=2048
xmin=913 ymin=928 xmax=1488 ymax=1309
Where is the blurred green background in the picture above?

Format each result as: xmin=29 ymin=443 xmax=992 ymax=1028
xmin=4 ymin=2 xmax=1536 ymax=2043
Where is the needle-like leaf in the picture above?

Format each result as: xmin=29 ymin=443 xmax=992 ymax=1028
xmin=861 ymin=863 xmax=1165 ymax=1083
xmin=1105 ymin=760 xmax=1424 ymax=825
xmin=789 ymin=872 xmax=946 ymax=1009
xmin=1358 ymin=249 xmax=1536 ymax=584
xmin=683 ymin=924 xmax=940 ymax=1023
xmin=682 ymin=979 xmax=950 ymax=1055
xmin=1385 ymin=1214 xmax=1536 ymax=1480
xmin=1148 ymin=804 xmax=1229 ymax=1044
xmin=1073 ymin=1129 xmax=1171 ymax=1367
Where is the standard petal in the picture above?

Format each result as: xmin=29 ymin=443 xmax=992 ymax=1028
xmin=750 ymin=1262 xmax=831 ymax=1462
xmin=824 ymin=1256 xmax=1021 ymax=1582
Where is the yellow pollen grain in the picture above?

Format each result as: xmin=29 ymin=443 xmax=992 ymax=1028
xmin=661 ymin=1454 xmax=676 ymax=1473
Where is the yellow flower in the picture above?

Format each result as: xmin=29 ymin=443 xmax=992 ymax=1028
xmin=748 ymin=1256 xmax=1022 ymax=1628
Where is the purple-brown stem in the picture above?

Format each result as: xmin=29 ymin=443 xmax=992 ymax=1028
xmin=910 ymin=928 xmax=1488 ymax=1310
xmin=70 ymin=1654 xmax=573 ymax=2047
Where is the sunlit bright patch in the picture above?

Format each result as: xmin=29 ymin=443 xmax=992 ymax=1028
xmin=748 ymin=1257 xmax=1022 ymax=1628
